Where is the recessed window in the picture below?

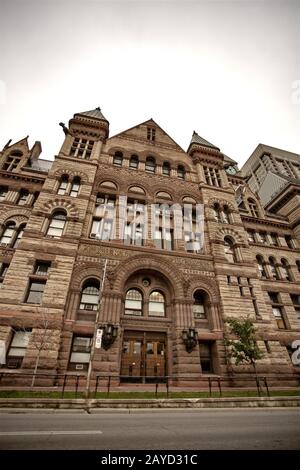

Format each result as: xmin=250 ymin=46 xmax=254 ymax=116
xmin=129 ymin=155 xmax=139 ymax=170
xmin=162 ymin=162 xmax=170 ymax=176
xmin=125 ymin=289 xmax=143 ymax=316
xmin=3 ymin=151 xmax=23 ymax=171
xmin=0 ymin=262 xmax=9 ymax=284
xmin=224 ymin=237 xmax=236 ymax=263
xmin=26 ymin=280 xmax=46 ymax=304
xmin=113 ymin=151 xmax=123 ymax=166
xmin=269 ymin=257 xmax=280 ymax=280
xmin=248 ymin=199 xmax=259 ymax=218
xmin=47 ymin=211 xmax=66 ymax=238
xmin=0 ymin=187 xmax=8 ymax=202
xmin=79 ymin=281 xmax=100 ymax=311
xmin=193 ymin=291 xmax=207 ymax=319
xmin=247 ymin=230 xmax=255 ymax=243
xmin=0 ymin=222 xmax=16 ymax=246
xmin=199 ymin=342 xmax=213 ymax=373
xmin=204 ymin=167 xmax=221 ymax=187
xmin=177 ymin=165 xmax=185 ymax=179
xmin=256 ymin=255 xmax=267 ymax=278
xmin=149 ymin=291 xmax=165 ymax=317
xmin=70 ymin=177 xmax=81 ymax=198
xmin=281 ymin=258 xmax=292 ymax=281
xmin=285 ymin=235 xmax=294 ymax=249
xmin=145 ymin=157 xmax=156 ymax=173
xmin=147 ymin=127 xmax=156 ymax=141
xmin=17 ymin=189 xmax=29 ymax=206
xmin=69 ymin=336 xmax=92 ymax=371
xmin=34 ymin=261 xmax=51 ymax=276
xmin=7 ymin=330 xmax=31 ymax=368
xmin=57 ymin=175 xmax=69 ymax=195
xmin=70 ymin=138 xmax=94 ymax=159
xmin=270 ymin=233 xmax=279 ymax=246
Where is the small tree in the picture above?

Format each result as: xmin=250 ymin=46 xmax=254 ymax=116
xmin=224 ymin=316 xmax=263 ymax=376
xmin=13 ymin=310 xmax=61 ymax=388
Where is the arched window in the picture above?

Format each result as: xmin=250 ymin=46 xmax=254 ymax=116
xmin=113 ymin=151 xmax=123 ymax=166
xmin=149 ymin=291 xmax=165 ymax=317
xmin=13 ymin=224 xmax=26 ymax=248
xmin=281 ymin=258 xmax=292 ymax=281
xmin=162 ymin=162 xmax=170 ymax=176
xmin=193 ymin=290 xmax=207 ymax=319
xmin=177 ymin=165 xmax=185 ymax=179
xmin=248 ymin=198 xmax=259 ymax=217
xmin=46 ymin=211 xmax=66 ymax=238
xmin=224 ymin=237 xmax=236 ymax=263
xmin=156 ymin=191 xmax=172 ymax=200
xmin=3 ymin=151 xmax=23 ymax=171
xmin=256 ymin=255 xmax=267 ymax=278
xmin=125 ymin=289 xmax=143 ymax=316
xmin=213 ymin=203 xmax=222 ymax=223
xmin=0 ymin=186 xmax=8 ymax=202
xmin=269 ymin=257 xmax=280 ymax=280
xmin=70 ymin=177 xmax=81 ymax=197
xmin=129 ymin=155 xmax=139 ymax=170
xmin=79 ymin=280 xmax=100 ymax=311
xmin=0 ymin=222 xmax=17 ymax=246
xmin=222 ymin=205 xmax=230 ymax=224
xmin=57 ymin=175 xmax=69 ymax=195
xmin=17 ymin=189 xmax=29 ymax=205
xmin=145 ymin=157 xmax=156 ymax=174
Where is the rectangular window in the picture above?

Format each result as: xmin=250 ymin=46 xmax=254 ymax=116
xmin=147 ymin=127 xmax=156 ymax=141
xmin=34 ymin=261 xmax=51 ymax=276
xmin=270 ymin=233 xmax=279 ymax=246
xmin=70 ymin=138 xmax=94 ymax=159
xmin=204 ymin=167 xmax=221 ymax=187
xmin=70 ymin=182 xmax=80 ymax=197
xmin=258 ymin=232 xmax=267 ymax=243
xmin=0 ymin=263 xmax=9 ymax=284
xmin=7 ymin=330 xmax=31 ymax=368
xmin=25 ymin=280 xmax=46 ymax=304
xmin=199 ymin=342 xmax=213 ymax=373
xmin=272 ymin=307 xmax=286 ymax=329
xmin=69 ymin=336 xmax=92 ymax=371
xmin=291 ymin=294 xmax=300 ymax=319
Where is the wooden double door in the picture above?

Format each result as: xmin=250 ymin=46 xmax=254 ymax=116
xmin=121 ymin=331 xmax=166 ymax=382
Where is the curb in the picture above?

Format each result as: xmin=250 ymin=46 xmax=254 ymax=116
xmin=0 ymin=396 xmax=299 ymax=410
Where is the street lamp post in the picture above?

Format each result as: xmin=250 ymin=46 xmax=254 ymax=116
xmin=85 ymin=259 xmax=108 ymax=398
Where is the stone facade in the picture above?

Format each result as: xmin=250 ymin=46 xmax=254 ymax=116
xmin=0 ymin=108 xmax=299 ymax=385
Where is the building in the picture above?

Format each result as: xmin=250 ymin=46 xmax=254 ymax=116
xmin=0 ymin=107 xmax=299 ymax=386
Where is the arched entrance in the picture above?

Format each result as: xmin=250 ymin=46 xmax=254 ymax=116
xmin=120 ymin=269 xmax=173 ymax=383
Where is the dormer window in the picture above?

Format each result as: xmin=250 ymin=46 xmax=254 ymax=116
xmin=147 ymin=127 xmax=156 ymax=141
xmin=3 ymin=151 xmax=23 ymax=171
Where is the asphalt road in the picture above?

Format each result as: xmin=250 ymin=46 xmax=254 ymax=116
xmin=0 ymin=409 xmax=299 ymax=450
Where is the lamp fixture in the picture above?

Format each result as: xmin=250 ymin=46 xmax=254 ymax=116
xmin=182 ymin=328 xmax=198 ymax=353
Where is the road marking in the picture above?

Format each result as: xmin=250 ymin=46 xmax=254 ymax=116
xmin=0 ymin=430 xmax=103 ymax=436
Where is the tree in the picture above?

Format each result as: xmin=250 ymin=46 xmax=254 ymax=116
xmin=224 ymin=316 xmax=263 ymax=375
xmin=13 ymin=310 xmax=61 ymax=388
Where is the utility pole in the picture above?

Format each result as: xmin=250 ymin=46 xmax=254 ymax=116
xmin=85 ymin=258 xmax=108 ymax=398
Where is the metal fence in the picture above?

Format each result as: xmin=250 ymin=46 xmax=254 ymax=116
xmin=0 ymin=371 xmax=299 ymax=399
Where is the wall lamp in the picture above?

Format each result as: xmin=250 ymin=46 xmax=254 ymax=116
xmin=102 ymin=324 xmax=118 ymax=350
xmin=182 ymin=328 xmax=198 ymax=353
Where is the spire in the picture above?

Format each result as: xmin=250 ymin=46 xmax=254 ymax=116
xmin=188 ymin=131 xmax=220 ymax=152
xmin=74 ymin=106 xmax=108 ymax=123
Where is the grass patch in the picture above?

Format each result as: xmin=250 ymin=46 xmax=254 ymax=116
xmin=0 ymin=390 xmax=299 ymax=399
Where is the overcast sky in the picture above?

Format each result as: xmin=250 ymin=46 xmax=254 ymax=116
xmin=0 ymin=0 xmax=299 ymax=166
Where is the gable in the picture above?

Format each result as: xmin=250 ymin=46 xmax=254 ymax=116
xmin=108 ymin=119 xmax=185 ymax=153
